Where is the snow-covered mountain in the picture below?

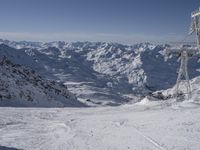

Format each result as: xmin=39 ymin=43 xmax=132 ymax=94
xmin=0 ymin=39 xmax=200 ymax=105
xmin=0 ymin=56 xmax=83 ymax=107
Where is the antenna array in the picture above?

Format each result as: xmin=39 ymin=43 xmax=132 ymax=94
xmin=165 ymin=7 xmax=200 ymax=101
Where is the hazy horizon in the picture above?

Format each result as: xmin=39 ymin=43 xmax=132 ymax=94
xmin=0 ymin=0 xmax=199 ymax=44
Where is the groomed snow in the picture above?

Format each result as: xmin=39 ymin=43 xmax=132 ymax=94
xmin=0 ymin=100 xmax=200 ymax=150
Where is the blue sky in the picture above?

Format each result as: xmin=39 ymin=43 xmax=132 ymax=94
xmin=0 ymin=0 xmax=199 ymax=44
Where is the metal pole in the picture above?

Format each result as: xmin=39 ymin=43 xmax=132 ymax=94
xmin=175 ymin=51 xmax=192 ymax=101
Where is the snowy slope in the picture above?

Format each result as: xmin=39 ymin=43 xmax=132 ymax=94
xmin=0 ymin=57 xmax=84 ymax=107
xmin=1 ymin=39 xmax=200 ymax=105
xmin=0 ymin=101 xmax=200 ymax=150
xmin=154 ymin=75 xmax=200 ymax=102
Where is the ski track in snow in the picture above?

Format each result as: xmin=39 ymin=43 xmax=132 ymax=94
xmin=112 ymin=119 xmax=166 ymax=150
xmin=131 ymin=126 xmax=167 ymax=150
xmin=0 ymin=103 xmax=200 ymax=150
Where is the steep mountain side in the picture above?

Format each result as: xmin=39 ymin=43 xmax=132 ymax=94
xmin=0 ymin=57 xmax=83 ymax=107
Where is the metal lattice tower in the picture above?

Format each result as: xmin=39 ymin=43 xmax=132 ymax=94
xmin=175 ymin=50 xmax=191 ymax=100
xmin=165 ymin=7 xmax=200 ymax=101
xmin=190 ymin=7 xmax=200 ymax=49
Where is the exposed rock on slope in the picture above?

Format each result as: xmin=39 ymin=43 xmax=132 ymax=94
xmin=0 ymin=57 xmax=84 ymax=107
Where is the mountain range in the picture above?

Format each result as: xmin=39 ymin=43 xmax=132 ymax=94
xmin=0 ymin=39 xmax=200 ymax=106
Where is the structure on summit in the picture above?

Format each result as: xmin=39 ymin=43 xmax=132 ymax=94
xmin=190 ymin=7 xmax=200 ymax=49
xmin=165 ymin=7 xmax=200 ymax=100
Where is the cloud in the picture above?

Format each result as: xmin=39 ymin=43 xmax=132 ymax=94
xmin=0 ymin=31 xmax=184 ymax=44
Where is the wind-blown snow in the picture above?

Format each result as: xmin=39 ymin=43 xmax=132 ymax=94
xmin=0 ymin=101 xmax=200 ymax=150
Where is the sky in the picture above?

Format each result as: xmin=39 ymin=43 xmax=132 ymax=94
xmin=0 ymin=0 xmax=199 ymax=44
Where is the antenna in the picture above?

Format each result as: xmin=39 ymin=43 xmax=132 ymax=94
xmin=175 ymin=49 xmax=191 ymax=100
xmin=190 ymin=7 xmax=200 ymax=49
xmin=165 ymin=7 xmax=200 ymax=101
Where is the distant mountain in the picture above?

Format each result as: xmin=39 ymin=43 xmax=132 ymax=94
xmin=0 ymin=39 xmax=200 ymax=105
xmin=0 ymin=57 xmax=84 ymax=107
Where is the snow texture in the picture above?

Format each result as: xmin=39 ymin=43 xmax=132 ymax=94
xmin=0 ymin=101 xmax=200 ymax=150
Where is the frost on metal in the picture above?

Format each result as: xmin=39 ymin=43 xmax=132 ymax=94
xmin=165 ymin=7 xmax=200 ymax=101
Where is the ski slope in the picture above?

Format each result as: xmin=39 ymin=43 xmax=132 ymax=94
xmin=0 ymin=100 xmax=200 ymax=150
